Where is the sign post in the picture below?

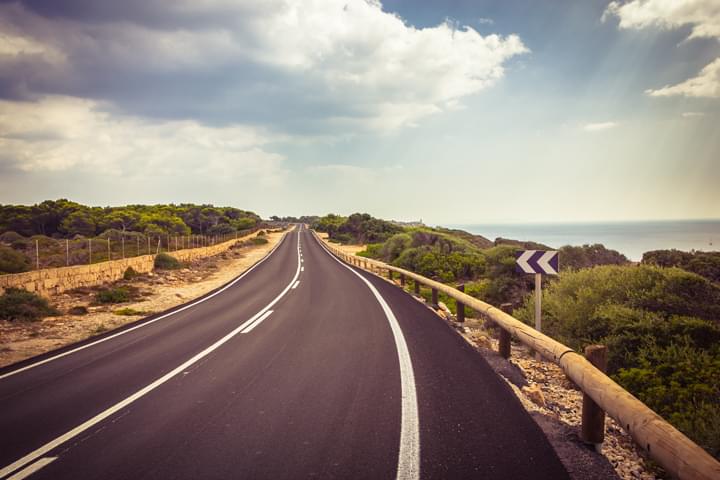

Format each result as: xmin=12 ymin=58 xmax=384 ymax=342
xmin=516 ymin=249 xmax=559 ymax=337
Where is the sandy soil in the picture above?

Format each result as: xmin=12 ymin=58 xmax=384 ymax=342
xmin=0 ymin=231 xmax=285 ymax=368
xmin=316 ymin=232 xmax=366 ymax=256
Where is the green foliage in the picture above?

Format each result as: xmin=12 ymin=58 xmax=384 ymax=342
xmin=0 ymin=200 xmax=260 ymax=239
xmin=123 ymin=267 xmax=140 ymax=280
xmin=154 ymin=253 xmax=182 ymax=270
xmin=0 ymin=245 xmax=31 ymax=274
xmin=114 ymin=307 xmax=147 ymax=316
xmin=0 ymin=288 xmax=59 ymax=321
xmin=514 ymin=264 xmax=720 ymax=458
xmin=251 ymin=237 xmax=269 ymax=245
xmin=95 ymin=287 xmax=135 ymax=304
xmin=559 ymin=244 xmax=629 ymax=270
xmin=615 ymin=338 xmax=720 ymax=458
xmin=314 ymin=213 xmax=403 ymax=244
xmin=643 ymin=249 xmax=720 ymax=283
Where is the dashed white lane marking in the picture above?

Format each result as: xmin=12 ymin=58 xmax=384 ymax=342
xmin=0 ymin=232 xmax=290 ymax=381
xmin=240 ymin=310 xmax=273 ymax=334
xmin=313 ymin=233 xmax=420 ymax=480
xmin=7 ymin=457 xmax=57 ymax=480
xmin=301 ymin=267 xmax=304 ymax=272
xmin=0 ymin=231 xmax=303 ymax=479
xmin=291 ymin=281 xmax=300 ymax=289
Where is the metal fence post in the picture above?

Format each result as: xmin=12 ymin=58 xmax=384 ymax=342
xmin=88 ymin=238 xmax=92 ymax=264
xmin=107 ymin=238 xmax=111 ymax=261
xmin=66 ymin=239 xmax=69 ymax=266
xmin=35 ymin=239 xmax=39 ymax=270
xmin=456 ymin=284 xmax=465 ymax=322
xmin=581 ymin=345 xmax=608 ymax=447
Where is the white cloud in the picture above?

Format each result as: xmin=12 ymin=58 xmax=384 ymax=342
xmin=0 ymin=0 xmax=528 ymax=132
xmin=647 ymin=57 xmax=720 ymax=98
xmin=604 ymin=0 xmax=720 ymax=98
xmin=582 ymin=121 xmax=618 ymax=132
xmin=0 ymin=96 xmax=286 ymax=186
xmin=682 ymin=111 xmax=705 ymax=117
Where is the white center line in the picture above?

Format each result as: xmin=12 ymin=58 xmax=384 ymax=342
xmin=240 ymin=310 xmax=273 ymax=334
xmin=0 ymin=231 xmax=303 ymax=479
xmin=7 ymin=457 xmax=57 ymax=480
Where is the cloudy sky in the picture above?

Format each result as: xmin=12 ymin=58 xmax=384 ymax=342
xmin=0 ymin=0 xmax=718 ymax=223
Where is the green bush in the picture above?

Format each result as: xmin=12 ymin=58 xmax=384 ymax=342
xmin=615 ymin=338 xmax=720 ymax=458
xmin=114 ymin=307 xmax=147 ymax=316
xmin=123 ymin=266 xmax=140 ymax=280
xmin=0 ymin=245 xmax=31 ymax=274
xmin=95 ymin=287 xmax=134 ymax=304
xmin=251 ymin=237 xmax=269 ymax=245
xmin=154 ymin=252 xmax=182 ymax=269
xmin=0 ymin=288 xmax=59 ymax=321
xmin=257 ymin=230 xmax=266 ymax=237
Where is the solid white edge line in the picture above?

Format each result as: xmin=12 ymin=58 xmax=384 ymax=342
xmin=0 ymin=231 xmax=291 ymax=381
xmin=7 ymin=457 xmax=57 ymax=480
xmin=240 ymin=310 xmax=273 ymax=334
xmin=0 ymin=231 xmax=302 ymax=479
xmin=312 ymin=232 xmax=420 ymax=480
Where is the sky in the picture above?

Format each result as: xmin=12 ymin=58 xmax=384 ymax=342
xmin=0 ymin=0 xmax=718 ymax=224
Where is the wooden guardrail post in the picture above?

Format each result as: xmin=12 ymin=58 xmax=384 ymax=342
xmin=388 ymin=269 xmax=393 ymax=281
xmin=414 ymin=279 xmax=420 ymax=295
xmin=581 ymin=345 xmax=608 ymax=447
xmin=498 ymin=304 xmax=512 ymax=359
xmin=400 ymin=273 xmax=406 ymax=287
xmin=456 ymin=284 xmax=465 ymax=323
xmin=431 ymin=288 xmax=438 ymax=308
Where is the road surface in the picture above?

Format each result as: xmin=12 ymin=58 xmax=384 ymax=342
xmin=0 ymin=225 xmax=569 ymax=479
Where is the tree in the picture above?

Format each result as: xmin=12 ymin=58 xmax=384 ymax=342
xmin=105 ymin=210 xmax=141 ymax=232
xmin=60 ymin=210 xmax=97 ymax=237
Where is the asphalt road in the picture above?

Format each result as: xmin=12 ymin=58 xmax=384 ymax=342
xmin=0 ymin=225 xmax=570 ymax=480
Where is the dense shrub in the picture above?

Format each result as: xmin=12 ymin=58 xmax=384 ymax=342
xmin=615 ymin=339 xmax=720 ymax=458
xmin=515 ymin=264 xmax=720 ymax=458
xmin=95 ymin=287 xmax=135 ymax=304
xmin=0 ymin=245 xmax=31 ymax=274
xmin=0 ymin=288 xmax=59 ymax=321
xmin=154 ymin=253 xmax=182 ymax=270
xmin=643 ymin=249 xmax=720 ymax=283
xmin=559 ymin=244 xmax=629 ymax=270
xmin=251 ymin=237 xmax=269 ymax=245
xmin=123 ymin=266 xmax=140 ymax=280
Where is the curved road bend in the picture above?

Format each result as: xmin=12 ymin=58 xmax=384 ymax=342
xmin=0 ymin=225 xmax=569 ymax=480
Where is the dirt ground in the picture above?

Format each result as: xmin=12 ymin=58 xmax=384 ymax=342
xmin=0 ymin=231 xmax=285 ymax=368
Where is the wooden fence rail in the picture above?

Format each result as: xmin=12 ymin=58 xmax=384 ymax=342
xmin=316 ymin=233 xmax=720 ymax=480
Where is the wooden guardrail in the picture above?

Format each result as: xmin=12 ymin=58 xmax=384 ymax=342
xmin=316 ymin=233 xmax=720 ymax=480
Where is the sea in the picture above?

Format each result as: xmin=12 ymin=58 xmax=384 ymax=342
xmin=447 ymin=220 xmax=720 ymax=261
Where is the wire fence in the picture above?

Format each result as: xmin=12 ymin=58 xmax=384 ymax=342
xmin=4 ymin=229 xmax=259 ymax=273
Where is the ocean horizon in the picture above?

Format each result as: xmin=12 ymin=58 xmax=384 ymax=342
xmin=446 ymin=219 xmax=720 ymax=261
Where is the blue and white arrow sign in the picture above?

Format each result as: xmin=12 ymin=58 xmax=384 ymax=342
xmin=515 ymin=250 xmax=559 ymax=275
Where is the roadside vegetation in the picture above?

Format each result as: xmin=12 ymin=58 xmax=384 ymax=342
xmin=313 ymin=212 xmax=720 ymax=459
xmin=0 ymin=288 xmax=59 ymax=321
xmin=0 ymin=199 xmax=262 ymax=273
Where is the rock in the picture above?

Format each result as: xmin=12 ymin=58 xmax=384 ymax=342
xmin=175 ymin=293 xmax=183 ymax=298
xmin=436 ymin=309 xmax=447 ymax=320
xmin=474 ymin=334 xmax=493 ymax=350
xmin=522 ymin=385 xmax=546 ymax=408
xmin=438 ymin=302 xmax=452 ymax=316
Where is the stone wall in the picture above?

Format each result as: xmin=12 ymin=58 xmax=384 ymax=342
xmin=0 ymin=236 xmax=249 ymax=297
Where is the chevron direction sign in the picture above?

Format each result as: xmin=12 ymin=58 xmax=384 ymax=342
xmin=515 ymin=250 xmax=559 ymax=275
